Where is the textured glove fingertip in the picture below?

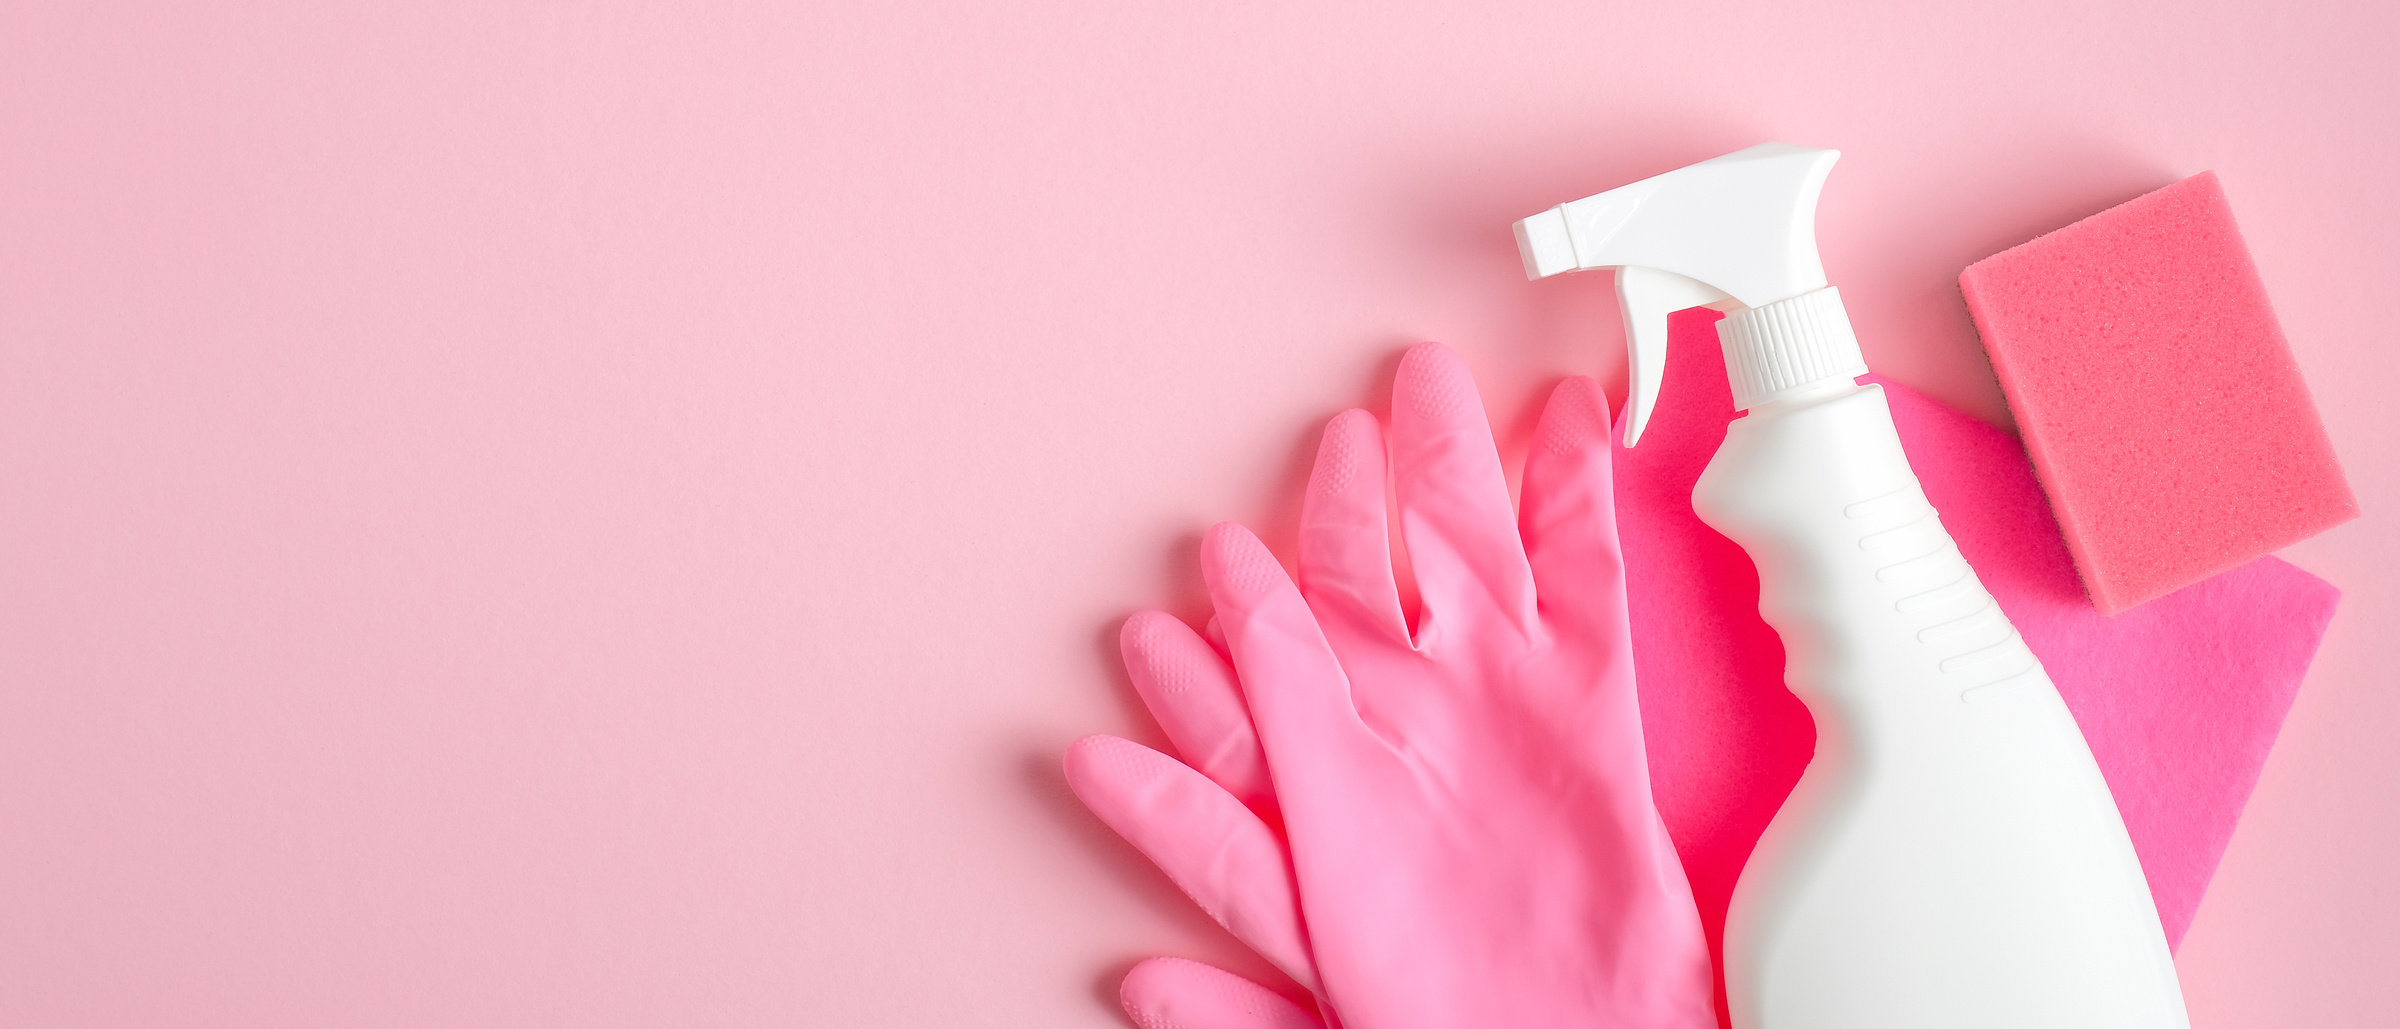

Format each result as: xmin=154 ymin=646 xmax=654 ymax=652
xmin=1201 ymin=522 xmax=1291 ymax=604
xmin=1063 ymin=734 xmax=1169 ymax=808
xmin=1536 ymin=375 xmax=1613 ymax=458
xmin=1121 ymin=957 xmax=1326 ymax=1029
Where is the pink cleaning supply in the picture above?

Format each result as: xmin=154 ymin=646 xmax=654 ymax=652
xmin=1067 ymin=344 xmax=1714 ymax=1029
xmin=1068 ymin=323 xmax=2340 ymax=1029
xmin=1619 ymin=310 xmax=2340 ymax=1025
xmin=1958 ymin=172 xmax=2357 ymax=615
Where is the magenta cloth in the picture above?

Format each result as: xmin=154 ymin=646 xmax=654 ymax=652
xmin=1621 ymin=310 xmax=2339 ymax=1022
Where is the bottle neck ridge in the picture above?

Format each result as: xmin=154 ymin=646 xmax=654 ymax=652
xmin=1719 ymin=286 xmax=1869 ymax=412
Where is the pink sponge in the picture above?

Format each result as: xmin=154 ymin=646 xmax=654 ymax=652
xmin=1959 ymin=172 xmax=2356 ymax=614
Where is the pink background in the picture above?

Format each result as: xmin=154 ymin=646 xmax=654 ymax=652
xmin=1 ymin=2 xmax=2392 ymax=1026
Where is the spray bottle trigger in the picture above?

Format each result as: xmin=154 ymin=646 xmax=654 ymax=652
xmin=1616 ymin=266 xmax=1732 ymax=447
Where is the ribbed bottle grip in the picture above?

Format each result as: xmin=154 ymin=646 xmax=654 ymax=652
xmin=1718 ymin=286 xmax=1869 ymax=410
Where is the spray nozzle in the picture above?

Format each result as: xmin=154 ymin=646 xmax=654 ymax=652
xmin=1515 ymin=143 xmax=1858 ymax=446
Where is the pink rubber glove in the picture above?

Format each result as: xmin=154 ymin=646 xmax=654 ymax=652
xmin=1071 ymin=613 xmax=1325 ymax=1028
xmin=1067 ymin=344 xmax=1715 ymax=1029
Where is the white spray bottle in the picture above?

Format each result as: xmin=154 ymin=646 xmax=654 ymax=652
xmin=1514 ymin=144 xmax=2189 ymax=1029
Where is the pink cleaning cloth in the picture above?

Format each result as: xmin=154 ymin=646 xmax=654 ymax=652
xmin=1619 ymin=309 xmax=2338 ymax=1025
xmin=1958 ymin=172 xmax=2357 ymax=614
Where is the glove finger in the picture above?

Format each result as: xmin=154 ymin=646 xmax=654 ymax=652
xmin=1519 ymin=376 xmax=1633 ymax=643
xmin=1120 ymin=610 xmax=1277 ymax=817
xmin=1388 ymin=343 xmax=1539 ymax=650
xmin=1200 ymin=523 xmax=1378 ymax=768
xmin=1065 ymin=735 xmax=1320 ymax=993
xmin=1297 ymin=409 xmax=1410 ymax=651
xmin=1121 ymin=957 xmax=1328 ymax=1029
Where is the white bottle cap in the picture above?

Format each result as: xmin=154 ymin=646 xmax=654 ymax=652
xmin=1718 ymin=286 xmax=1868 ymax=411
